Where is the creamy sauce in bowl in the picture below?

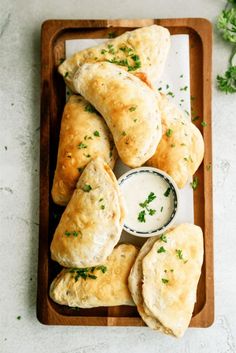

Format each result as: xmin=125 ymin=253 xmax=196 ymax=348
xmin=118 ymin=167 xmax=178 ymax=237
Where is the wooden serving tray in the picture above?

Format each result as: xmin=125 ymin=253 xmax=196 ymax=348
xmin=38 ymin=18 xmax=214 ymax=327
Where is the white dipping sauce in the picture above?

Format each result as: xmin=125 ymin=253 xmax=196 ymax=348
xmin=119 ymin=170 xmax=176 ymax=234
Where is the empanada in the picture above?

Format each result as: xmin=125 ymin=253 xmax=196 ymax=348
xmin=73 ymin=62 xmax=162 ymax=167
xmin=50 ymin=244 xmax=138 ymax=308
xmin=59 ymin=25 xmax=170 ymax=91
xmin=128 ymin=236 xmax=168 ymax=333
xmin=50 ymin=157 xmax=125 ymax=268
xmin=146 ymin=95 xmax=204 ymax=188
xmin=52 ymin=95 xmax=117 ymax=206
xmin=142 ymin=224 xmax=204 ymax=337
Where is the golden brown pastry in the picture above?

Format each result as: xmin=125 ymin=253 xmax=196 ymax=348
xmin=128 ymin=236 xmax=168 ymax=334
xmin=142 ymin=224 xmax=204 ymax=337
xmin=50 ymin=244 xmax=138 ymax=308
xmin=146 ymin=95 xmax=204 ymax=188
xmin=73 ymin=62 xmax=162 ymax=168
xmin=59 ymin=25 xmax=170 ymax=91
xmin=51 ymin=95 xmax=117 ymax=206
xmin=50 ymin=157 xmax=125 ymax=268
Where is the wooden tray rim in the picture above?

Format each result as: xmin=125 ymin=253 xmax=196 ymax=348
xmin=38 ymin=17 xmax=214 ymax=327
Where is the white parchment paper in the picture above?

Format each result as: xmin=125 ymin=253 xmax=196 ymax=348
xmin=65 ymin=35 xmax=194 ymax=243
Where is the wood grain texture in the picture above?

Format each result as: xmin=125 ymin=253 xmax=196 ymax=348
xmin=38 ymin=18 xmax=214 ymax=327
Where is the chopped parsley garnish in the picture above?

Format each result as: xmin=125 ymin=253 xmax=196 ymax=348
xmin=93 ymin=130 xmax=100 ymax=137
xmin=78 ymin=142 xmax=87 ymax=149
xmin=99 ymin=198 xmax=103 ymax=202
xmin=180 ymin=86 xmax=188 ymax=91
xmin=190 ymin=176 xmax=199 ymax=191
xmin=17 ymin=316 xmax=21 ymax=320
xmin=88 ymin=274 xmax=97 ymax=279
xmin=64 ymin=72 xmax=69 ymax=78
xmin=176 ymin=249 xmax=188 ymax=263
xmin=164 ymin=187 xmax=171 ymax=197
xmin=101 ymin=49 xmax=107 ymax=54
xmin=100 ymin=205 xmax=105 ymax=210
xmin=171 ymin=143 xmax=176 ymax=148
xmin=107 ymin=44 xmax=115 ymax=54
xmin=157 ymin=246 xmax=166 ymax=253
xmin=96 ymin=265 xmax=107 ymax=273
xmin=160 ymin=206 xmax=163 ymax=212
xmin=176 ymin=249 xmax=183 ymax=259
xmin=138 ymin=210 xmax=146 ymax=222
xmin=161 ymin=278 xmax=169 ymax=284
xmin=119 ymin=46 xmax=133 ymax=53
xmin=180 ymin=74 xmax=183 ymax=78
xmin=83 ymin=184 xmax=92 ymax=192
xmin=128 ymin=54 xmax=141 ymax=71
xmin=65 ymin=230 xmax=81 ymax=237
xmin=181 ymin=143 xmax=186 ymax=146
xmin=70 ymin=266 xmax=107 ymax=281
xmin=108 ymin=32 xmax=116 ymax=38
xmin=138 ymin=192 xmax=157 ymax=222
xmin=84 ymin=153 xmax=91 ymax=158
xmin=192 ymin=116 xmax=200 ymax=122
xmin=167 ymin=91 xmax=175 ymax=97
xmin=52 ymin=212 xmax=59 ymax=220
xmin=85 ymin=104 xmax=96 ymax=113
xmin=78 ymin=167 xmax=84 ymax=173
xmin=107 ymin=52 xmax=141 ymax=71
xmin=201 ymin=121 xmax=207 ymax=127
xmin=121 ymin=131 xmax=126 ymax=136
xmin=160 ymin=234 xmax=167 ymax=243
xmin=129 ymin=106 xmax=137 ymax=112
xmin=166 ymin=129 xmax=173 ymax=137
xmin=206 ymin=163 xmax=212 ymax=171
xmin=139 ymin=192 xmax=156 ymax=208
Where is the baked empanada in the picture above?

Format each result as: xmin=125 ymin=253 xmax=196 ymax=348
xmin=128 ymin=236 xmax=169 ymax=334
xmin=52 ymin=95 xmax=117 ymax=206
xmin=142 ymin=224 xmax=204 ymax=337
xmin=73 ymin=62 xmax=162 ymax=167
xmin=59 ymin=25 xmax=170 ymax=91
xmin=50 ymin=244 xmax=138 ymax=308
xmin=50 ymin=157 xmax=125 ymax=268
xmin=146 ymin=95 xmax=204 ymax=188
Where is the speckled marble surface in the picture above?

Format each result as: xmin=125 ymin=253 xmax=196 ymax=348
xmin=0 ymin=0 xmax=236 ymax=352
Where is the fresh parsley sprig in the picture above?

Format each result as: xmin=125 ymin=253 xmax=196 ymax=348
xmin=216 ymin=1 xmax=236 ymax=93
xmin=217 ymin=65 xmax=236 ymax=93
xmin=217 ymin=8 xmax=236 ymax=43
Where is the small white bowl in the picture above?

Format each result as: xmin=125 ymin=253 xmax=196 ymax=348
xmin=118 ymin=167 xmax=179 ymax=237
